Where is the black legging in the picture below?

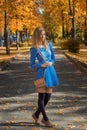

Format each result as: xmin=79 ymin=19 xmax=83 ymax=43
xmin=35 ymin=93 xmax=51 ymax=121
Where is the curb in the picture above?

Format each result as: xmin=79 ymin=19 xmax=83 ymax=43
xmin=64 ymin=52 xmax=87 ymax=76
xmin=0 ymin=55 xmax=16 ymax=71
xmin=0 ymin=54 xmax=16 ymax=62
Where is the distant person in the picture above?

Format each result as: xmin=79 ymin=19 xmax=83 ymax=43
xmin=0 ymin=37 xmax=4 ymax=46
xmin=30 ymin=27 xmax=59 ymax=127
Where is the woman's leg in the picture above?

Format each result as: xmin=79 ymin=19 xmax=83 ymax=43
xmin=34 ymin=93 xmax=51 ymax=118
xmin=41 ymin=88 xmax=53 ymax=127
xmin=34 ymin=88 xmax=52 ymax=118
xmin=44 ymin=88 xmax=52 ymax=106
xmin=33 ymin=89 xmax=53 ymax=126
xmin=34 ymin=93 xmax=48 ymax=121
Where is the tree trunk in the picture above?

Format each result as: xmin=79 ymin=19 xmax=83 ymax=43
xmin=65 ymin=14 xmax=68 ymax=37
xmin=68 ymin=0 xmax=76 ymax=39
xmin=85 ymin=0 xmax=87 ymax=26
xmin=61 ymin=11 xmax=65 ymax=38
xmin=68 ymin=0 xmax=72 ymax=16
xmin=4 ymin=7 xmax=10 ymax=55
xmin=16 ymin=29 xmax=20 ymax=50
xmin=72 ymin=3 xmax=76 ymax=39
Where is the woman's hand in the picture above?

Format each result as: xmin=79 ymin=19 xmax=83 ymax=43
xmin=41 ymin=62 xmax=52 ymax=67
xmin=41 ymin=63 xmax=47 ymax=67
xmin=46 ymin=62 xmax=52 ymax=67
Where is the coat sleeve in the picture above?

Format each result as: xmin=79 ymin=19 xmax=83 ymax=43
xmin=30 ymin=47 xmax=41 ymax=68
xmin=49 ymin=42 xmax=55 ymax=64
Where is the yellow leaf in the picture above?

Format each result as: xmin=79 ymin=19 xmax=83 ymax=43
xmin=57 ymin=109 xmax=64 ymax=115
xmin=81 ymin=123 xmax=87 ymax=127
xmin=50 ymin=128 xmax=55 ymax=130
xmin=75 ymin=117 xmax=83 ymax=122
xmin=6 ymin=126 xmax=13 ymax=130
xmin=54 ymin=123 xmax=59 ymax=127
xmin=33 ymin=107 xmax=37 ymax=110
xmin=68 ymin=124 xmax=76 ymax=128
xmin=64 ymin=127 xmax=70 ymax=130
xmin=19 ymin=122 xmax=24 ymax=126
xmin=31 ymin=128 xmax=38 ymax=130
xmin=10 ymin=120 xmax=16 ymax=123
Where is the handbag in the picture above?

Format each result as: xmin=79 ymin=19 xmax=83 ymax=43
xmin=34 ymin=49 xmax=46 ymax=89
xmin=34 ymin=78 xmax=46 ymax=88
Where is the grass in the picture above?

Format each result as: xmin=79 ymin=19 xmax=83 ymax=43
xmin=0 ymin=46 xmax=30 ymax=62
xmin=66 ymin=48 xmax=87 ymax=64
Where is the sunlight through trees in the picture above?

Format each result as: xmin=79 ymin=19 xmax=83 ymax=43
xmin=0 ymin=0 xmax=87 ymax=54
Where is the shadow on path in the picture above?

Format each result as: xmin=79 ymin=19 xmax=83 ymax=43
xmin=0 ymin=49 xmax=87 ymax=130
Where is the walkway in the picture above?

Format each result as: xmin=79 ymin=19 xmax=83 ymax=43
xmin=0 ymin=48 xmax=87 ymax=130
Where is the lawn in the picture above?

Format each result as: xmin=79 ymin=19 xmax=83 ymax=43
xmin=65 ymin=48 xmax=87 ymax=64
xmin=0 ymin=46 xmax=30 ymax=62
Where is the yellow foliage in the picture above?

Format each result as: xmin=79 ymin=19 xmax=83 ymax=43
xmin=0 ymin=0 xmax=87 ymax=35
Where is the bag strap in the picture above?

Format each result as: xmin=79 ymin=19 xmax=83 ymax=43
xmin=37 ymin=48 xmax=46 ymax=78
xmin=37 ymin=48 xmax=46 ymax=62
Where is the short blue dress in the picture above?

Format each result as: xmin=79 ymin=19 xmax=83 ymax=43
xmin=30 ymin=42 xmax=59 ymax=88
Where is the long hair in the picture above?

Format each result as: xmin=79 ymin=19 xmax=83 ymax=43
xmin=32 ymin=27 xmax=48 ymax=49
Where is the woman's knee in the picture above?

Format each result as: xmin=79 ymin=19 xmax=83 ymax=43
xmin=46 ymin=88 xmax=53 ymax=93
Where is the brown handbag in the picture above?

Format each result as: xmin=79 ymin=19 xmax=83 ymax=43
xmin=34 ymin=78 xmax=46 ymax=88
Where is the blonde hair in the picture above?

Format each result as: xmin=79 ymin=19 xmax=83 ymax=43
xmin=32 ymin=27 xmax=48 ymax=49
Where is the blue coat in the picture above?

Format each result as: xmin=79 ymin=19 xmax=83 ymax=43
xmin=30 ymin=42 xmax=59 ymax=88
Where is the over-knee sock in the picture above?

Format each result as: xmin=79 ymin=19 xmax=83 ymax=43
xmin=44 ymin=93 xmax=51 ymax=106
xmin=35 ymin=93 xmax=51 ymax=120
xmin=34 ymin=93 xmax=48 ymax=121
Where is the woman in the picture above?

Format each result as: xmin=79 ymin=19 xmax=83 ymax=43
xmin=30 ymin=27 xmax=59 ymax=127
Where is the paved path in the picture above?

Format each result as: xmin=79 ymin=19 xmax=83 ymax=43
xmin=0 ymin=49 xmax=87 ymax=130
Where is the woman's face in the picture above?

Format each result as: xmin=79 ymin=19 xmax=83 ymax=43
xmin=39 ymin=30 xmax=46 ymax=41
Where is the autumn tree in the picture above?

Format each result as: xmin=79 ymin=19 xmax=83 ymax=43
xmin=0 ymin=0 xmax=87 ymax=50
xmin=43 ymin=0 xmax=68 ymax=40
xmin=0 ymin=0 xmax=43 ymax=54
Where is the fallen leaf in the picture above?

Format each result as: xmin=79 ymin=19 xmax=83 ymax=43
xmin=19 ymin=122 xmax=24 ymax=126
xmin=80 ymin=123 xmax=87 ymax=127
xmin=54 ymin=123 xmax=60 ymax=127
xmin=50 ymin=128 xmax=55 ymax=130
xmin=75 ymin=117 xmax=83 ymax=122
xmin=64 ymin=127 xmax=70 ymax=130
xmin=17 ymin=100 xmax=22 ymax=104
xmin=10 ymin=120 xmax=16 ymax=123
xmin=6 ymin=126 xmax=13 ymax=130
xmin=73 ymin=106 xmax=79 ymax=111
xmin=31 ymin=128 xmax=38 ymax=130
xmin=57 ymin=109 xmax=64 ymax=115
xmin=26 ymin=103 xmax=31 ymax=107
xmin=33 ymin=107 xmax=37 ymax=110
xmin=68 ymin=124 xmax=76 ymax=128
